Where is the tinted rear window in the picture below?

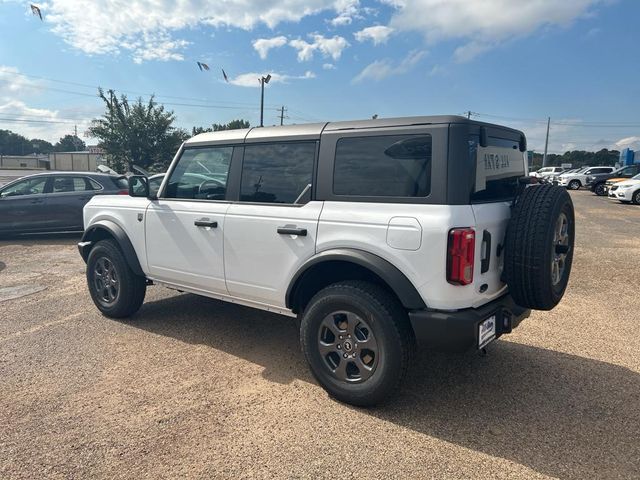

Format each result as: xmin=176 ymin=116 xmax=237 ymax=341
xmin=470 ymin=135 xmax=524 ymax=203
xmin=110 ymin=177 xmax=129 ymax=189
xmin=333 ymin=134 xmax=432 ymax=197
xmin=240 ymin=142 xmax=315 ymax=204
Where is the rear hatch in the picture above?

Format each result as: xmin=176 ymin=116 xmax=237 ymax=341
xmin=469 ymin=131 xmax=526 ymax=303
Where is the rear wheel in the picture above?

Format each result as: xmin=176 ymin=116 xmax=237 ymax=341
xmin=86 ymin=239 xmax=146 ymax=318
xmin=567 ymin=179 xmax=581 ymax=190
xmin=300 ymin=281 xmax=414 ymax=407
xmin=504 ymin=185 xmax=575 ymax=310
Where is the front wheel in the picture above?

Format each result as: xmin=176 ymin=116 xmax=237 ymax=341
xmin=594 ymin=183 xmax=607 ymax=196
xmin=568 ymin=179 xmax=581 ymax=190
xmin=632 ymin=190 xmax=640 ymax=205
xmin=86 ymin=239 xmax=146 ymax=318
xmin=300 ymin=281 xmax=414 ymax=407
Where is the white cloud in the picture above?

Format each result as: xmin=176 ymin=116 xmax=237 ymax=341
xmin=0 ymin=66 xmax=44 ymax=96
xmin=228 ymin=70 xmax=315 ymax=87
xmin=613 ymin=136 xmax=640 ymax=151
xmin=385 ymin=0 xmax=606 ymax=60
xmin=330 ymin=15 xmax=352 ymax=26
xmin=252 ymin=36 xmax=288 ymax=59
xmin=42 ymin=0 xmax=340 ymax=62
xmin=323 ymin=63 xmax=336 ymax=70
xmin=330 ymin=0 xmax=359 ymax=26
xmin=0 ymin=66 xmax=100 ymax=142
xmin=354 ymin=25 xmax=394 ymax=45
xmin=352 ymin=49 xmax=426 ymax=83
xmin=289 ymin=34 xmax=349 ymax=61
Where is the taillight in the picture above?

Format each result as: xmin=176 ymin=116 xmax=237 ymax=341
xmin=116 ymin=189 xmax=129 ymax=195
xmin=447 ymin=228 xmax=475 ymax=285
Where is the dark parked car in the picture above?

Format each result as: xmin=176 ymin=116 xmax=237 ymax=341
xmin=0 ymin=172 xmax=128 ymax=235
xmin=588 ymin=164 xmax=640 ymax=196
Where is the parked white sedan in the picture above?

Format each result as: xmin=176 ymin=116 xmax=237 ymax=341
xmin=607 ymin=173 xmax=640 ymax=204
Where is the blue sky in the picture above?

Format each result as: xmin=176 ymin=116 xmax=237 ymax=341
xmin=1 ymin=0 xmax=639 ymax=154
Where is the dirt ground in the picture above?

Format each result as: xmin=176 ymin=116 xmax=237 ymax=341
xmin=1 ymin=190 xmax=639 ymax=479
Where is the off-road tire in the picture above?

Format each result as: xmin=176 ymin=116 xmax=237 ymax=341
xmin=86 ymin=239 xmax=146 ymax=318
xmin=300 ymin=281 xmax=414 ymax=407
xmin=567 ymin=179 xmax=581 ymax=190
xmin=593 ymin=183 xmax=607 ymax=196
xmin=504 ymin=184 xmax=575 ymax=311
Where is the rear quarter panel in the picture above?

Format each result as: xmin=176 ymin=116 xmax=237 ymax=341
xmin=317 ymin=202 xmax=508 ymax=310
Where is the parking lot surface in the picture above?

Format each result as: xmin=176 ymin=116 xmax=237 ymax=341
xmin=1 ymin=191 xmax=639 ymax=479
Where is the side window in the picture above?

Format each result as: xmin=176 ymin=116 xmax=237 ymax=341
xmin=240 ymin=142 xmax=316 ymax=204
xmin=164 ymin=146 xmax=233 ymax=200
xmin=620 ymin=166 xmax=637 ymax=177
xmin=88 ymin=179 xmax=103 ymax=190
xmin=0 ymin=177 xmax=48 ymax=197
xmin=333 ymin=134 xmax=432 ymax=197
xmin=51 ymin=176 xmax=93 ymax=193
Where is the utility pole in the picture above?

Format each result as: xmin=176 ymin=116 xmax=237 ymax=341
xmin=259 ymin=74 xmax=272 ymax=127
xmin=280 ymin=106 xmax=286 ymax=126
xmin=543 ymin=117 xmax=550 ymax=167
xmin=74 ymin=125 xmax=79 ymax=151
xmin=466 ymin=111 xmax=472 ymax=119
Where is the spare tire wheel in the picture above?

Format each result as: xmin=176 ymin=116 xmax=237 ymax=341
xmin=504 ymin=184 xmax=575 ymax=310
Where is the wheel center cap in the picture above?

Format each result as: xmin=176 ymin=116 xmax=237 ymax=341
xmin=343 ymin=340 xmax=353 ymax=352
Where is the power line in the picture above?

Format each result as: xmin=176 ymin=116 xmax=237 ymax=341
xmin=0 ymin=67 xmax=280 ymax=108
xmin=0 ymin=116 xmax=90 ymax=125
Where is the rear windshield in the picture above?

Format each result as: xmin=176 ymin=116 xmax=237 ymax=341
xmin=470 ymin=135 xmax=525 ymax=203
xmin=110 ymin=176 xmax=129 ymax=189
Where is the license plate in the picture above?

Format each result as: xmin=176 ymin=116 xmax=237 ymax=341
xmin=478 ymin=315 xmax=497 ymax=349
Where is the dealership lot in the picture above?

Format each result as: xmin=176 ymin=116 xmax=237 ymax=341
xmin=1 ymin=191 xmax=639 ymax=479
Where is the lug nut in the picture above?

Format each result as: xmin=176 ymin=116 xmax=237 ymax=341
xmin=339 ymin=335 xmax=343 ymax=339
xmin=343 ymin=353 xmax=348 ymax=358
xmin=337 ymin=345 xmax=341 ymax=349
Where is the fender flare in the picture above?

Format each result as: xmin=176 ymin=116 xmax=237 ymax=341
xmin=79 ymin=220 xmax=144 ymax=277
xmin=286 ymin=248 xmax=427 ymax=311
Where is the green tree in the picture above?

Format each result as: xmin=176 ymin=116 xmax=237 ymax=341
xmin=0 ymin=130 xmax=54 ymax=155
xmin=88 ymin=88 xmax=188 ymax=173
xmin=54 ymin=134 xmax=86 ymax=152
xmin=191 ymin=119 xmax=250 ymax=136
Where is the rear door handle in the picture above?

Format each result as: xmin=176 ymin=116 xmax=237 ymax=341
xmin=194 ymin=219 xmax=218 ymax=228
xmin=481 ymin=230 xmax=492 ymax=274
xmin=277 ymin=226 xmax=307 ymax=236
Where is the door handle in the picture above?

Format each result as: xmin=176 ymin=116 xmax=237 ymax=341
xmin=194 ymin=219 xmax=218 ymax=228
xmin=30 ymin=199 xmax=43 ymax=204
xmin=481 ymin=230 xmax=492 ymax=274
xmin=277 ymin=226 xmax=307 ymax=236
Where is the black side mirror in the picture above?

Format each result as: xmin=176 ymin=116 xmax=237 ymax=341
xmin=128 ymin=175 xmax=150 ymax=198
xmin=519 ymin=133 xmax=527 ymax=152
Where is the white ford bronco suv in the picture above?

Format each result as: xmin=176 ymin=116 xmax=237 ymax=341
xmin=79 ymin=116 xmax=575 ymax=406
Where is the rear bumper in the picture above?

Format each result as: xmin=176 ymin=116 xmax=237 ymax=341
xmin=409 ymin=294 xmax=531 ymax=352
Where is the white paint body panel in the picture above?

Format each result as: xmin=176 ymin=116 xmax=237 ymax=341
xmin=84 ymin=196 xmax=511 ymax=313
xmin=386 ymin=216 xmax=422 ymax=251
xmin=223 ymin=201 xmax=323 ymax=307
xmin=145 ymin=200 xmax=229 ymax=293
xmin=83 ymin=195 xmax=151 ymax=272
xmin=317 ymin=202 xmax=508 ymax=310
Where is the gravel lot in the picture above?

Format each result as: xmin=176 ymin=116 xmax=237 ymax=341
xmin=1 ymin=191 xmax=639 ymax=479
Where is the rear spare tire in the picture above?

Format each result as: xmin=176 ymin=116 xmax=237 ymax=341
xmin=504 ymin=184 xmax=574 ymax=310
